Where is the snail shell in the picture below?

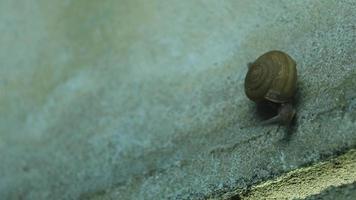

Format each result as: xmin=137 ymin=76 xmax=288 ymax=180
xmin=244 ymin=50 xmax=297 ymax=103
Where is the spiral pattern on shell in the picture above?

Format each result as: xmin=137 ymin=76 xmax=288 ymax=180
xmin=244 ymin=50 xmax=297 ymax=103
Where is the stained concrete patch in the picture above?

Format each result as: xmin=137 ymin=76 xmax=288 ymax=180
xmin=303 ymin=182 xmax=356 ymax=200
xmin=217 ymin=149 xmax=356 ymax=200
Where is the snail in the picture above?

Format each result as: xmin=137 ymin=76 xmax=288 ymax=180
xmin=244 ymin=50 xmax=297 ymax=125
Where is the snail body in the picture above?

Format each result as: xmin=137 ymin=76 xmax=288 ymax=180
xmin=244 ymin=50 xmax=297 ymax=125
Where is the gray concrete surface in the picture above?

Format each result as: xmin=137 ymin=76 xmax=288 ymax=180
xmin=0 ymin=0 xmax=355 ymax=199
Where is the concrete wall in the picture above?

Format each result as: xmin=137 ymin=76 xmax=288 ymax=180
xmin=0 ymin=0 xmax=355 ymax=199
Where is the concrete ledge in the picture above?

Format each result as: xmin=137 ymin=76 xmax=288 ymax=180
xmin=303 ymin=182 xmax=356 ymax=200
xmin=214 ymin=149 xmax=356 ymax=199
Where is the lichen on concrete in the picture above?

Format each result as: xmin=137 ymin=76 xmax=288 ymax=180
xmin=0 ymin=0 xmax=355 ymax=199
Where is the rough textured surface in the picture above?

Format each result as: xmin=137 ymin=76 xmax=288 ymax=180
xmin=303 ymin=182 xmax=356 ymax=200
xmin=0 ymin=0 xmax=355 ymax=199
xmin=225 ymin=149 xmax=356 ymax=200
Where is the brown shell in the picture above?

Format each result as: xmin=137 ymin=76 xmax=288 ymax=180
xmin=244 ymin=50 xmax=297 ymax=103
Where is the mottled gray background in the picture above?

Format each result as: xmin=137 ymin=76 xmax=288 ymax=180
xmin=0 ymin=0 xmax=355 ymax=199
